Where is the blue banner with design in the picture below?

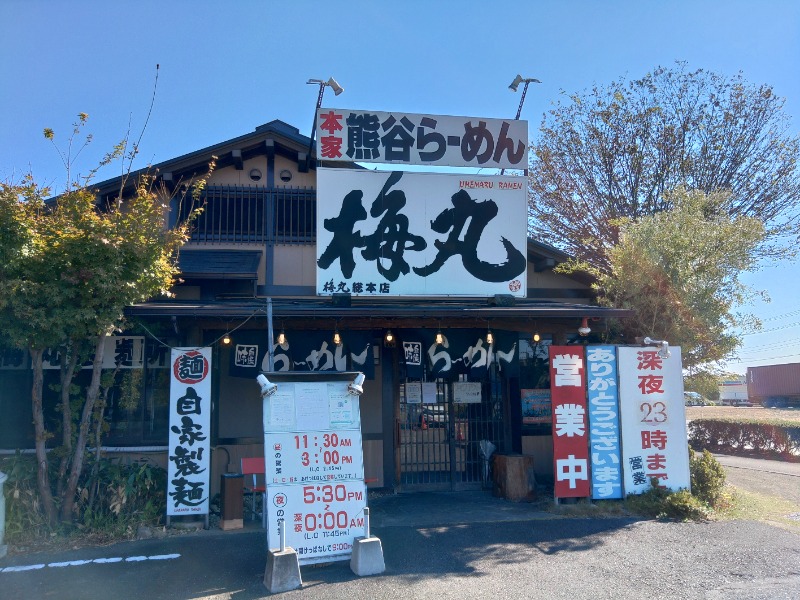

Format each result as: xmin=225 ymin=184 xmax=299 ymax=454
xmin=586 ymin=345 xmax=623 ymax=499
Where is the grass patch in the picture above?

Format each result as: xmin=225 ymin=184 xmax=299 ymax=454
xmin=715 ymin=485 xmax=800 ymax=530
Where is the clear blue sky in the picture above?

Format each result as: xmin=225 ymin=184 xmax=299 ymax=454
xmin=1 ymin=0 xmax=798 ymax=375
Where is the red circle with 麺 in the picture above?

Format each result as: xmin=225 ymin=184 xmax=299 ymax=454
xmin=173 ymin=350 xmax=209 ymax=384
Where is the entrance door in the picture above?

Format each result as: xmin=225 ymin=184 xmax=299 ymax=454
xmin=398 ymin=379 xmax=504 ymax=491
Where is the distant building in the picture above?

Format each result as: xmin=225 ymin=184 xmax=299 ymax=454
xmin=719 ymin=376 xmax=748 ymax=405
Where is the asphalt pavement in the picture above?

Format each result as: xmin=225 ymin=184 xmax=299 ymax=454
xmin=2 ymin=488 xmax=799 ymax=600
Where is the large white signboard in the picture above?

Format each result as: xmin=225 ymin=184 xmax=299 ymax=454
xmin=42 ymin=336 xmax=146 ymax=370
xmin=263 ymin=377 xmax=367 ymax=565
xmin=618 ymin=346 xmax=690 ymax=494
xmin=167 ymin=348 xmax=212 ymax=516
xmin=316 ymin=169 xmax=528 ymax=297
xmin=316 ymin=108 xmax=528 ymax=169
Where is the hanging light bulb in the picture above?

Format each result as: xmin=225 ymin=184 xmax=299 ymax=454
xmin=385 ymin=329 xmax=394 ymax=343
xmin=486 ymin=329 xmax=494 ymax=345
xmin=222 ymin=333 xmax=231 ymax=345
xmin=333 ymin=329 xmax=342 ymax=346
xmin=435 ymin=329 xmax=444 ymax=345
xmin=277 ymin=330 xmax=287 ymax=345
xmin=533 ymin=332 xmax=541 ymax=343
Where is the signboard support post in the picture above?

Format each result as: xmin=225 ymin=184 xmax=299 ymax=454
xmin=263 ymin=519 xmax=303 ymax=594
xmin=350 ymin=506 xmax=385 ymax=577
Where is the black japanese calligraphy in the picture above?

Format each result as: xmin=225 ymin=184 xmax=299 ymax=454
xmin=361 ymin=171 xmax=427 ymax=281
xmin=113 ymin=337 xmax=135 ymax=366
xmin=413 ymin=189 xmax=526 ymax=281
xmin=169 ymin=477 xmax=205 ymax=507
xmin=169 ymin=446 xmax=206 ymax=477
xmin=317 ymin=190 xmax=367 ymax=279
xmin=176 ymin=387 xmax=202 ymax=415
xmin=170 ymin=415 xmax=207 ymax=446
xmin=346 ymin=113 xmax=380 ymax=160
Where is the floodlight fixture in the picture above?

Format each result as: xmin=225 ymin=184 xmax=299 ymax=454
xmin=509 ymin=74 xmax=541 ymax=92
xmin=348 ymin=373 xmax=365 ymax=396
xmin=256 ymin=374 xmax=278 ymax=398
xmin=643 ymin=336 xmax=671 ymax=359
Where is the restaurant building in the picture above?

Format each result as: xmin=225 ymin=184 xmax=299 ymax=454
xmin=0 ymin=113 xmax=631 ymax=494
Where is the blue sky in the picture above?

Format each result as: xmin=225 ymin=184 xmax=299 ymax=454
xmin=1 ymin=0 xmax=798 ymax=374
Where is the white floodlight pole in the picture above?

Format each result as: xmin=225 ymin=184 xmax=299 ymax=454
xmin=305 ymin=77 xmax=344 ymax=170
xmin=502 ymin=75 xmax=541 ymax=175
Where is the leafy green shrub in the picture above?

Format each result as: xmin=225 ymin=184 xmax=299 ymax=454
xmin=76 ymin=458 xmax=166 ymax=537
xmin=689 ymin=418 xmax=800 ymax=459
xmin=689 ymin=448 xmax=726 ymax=507
xmin=1 ymin=453 xmax=166 ymax=545
xmin=625 ymin=478 xmax=711 ymax=521
xmin=0 ymin=453 xmax=56 ymax=543
xmin=662 ymin=489 xmax=713 ymax=521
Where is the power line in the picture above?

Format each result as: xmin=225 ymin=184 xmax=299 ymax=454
xmin=740 ymin=321 xmax=800 ymax=336
xmin=729 ymin=351 xmax=800 ymax=365
xmin=760 ymin=309 xmax=800 ymax=323
xmin=736 ymin=339 xmax=800 ymax=355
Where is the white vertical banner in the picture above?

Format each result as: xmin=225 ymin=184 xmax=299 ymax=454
xmin=167 ymin=348 xmax=212 ymax=516
xmin=618 ymin=346 xmax=690 ymax=494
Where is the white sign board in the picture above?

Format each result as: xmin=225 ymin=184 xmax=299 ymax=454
xmin=618 ymin=346 xmax=690 ymax=494
xmin=317 ymin=169 xmax=528 ymax=297
xmin=404 ymin=382 xmax=422 ymax=404
xmin=264 ymin=430 xmax=364 ymax=484
xmin=422 ymin=382 xmax=438 ymax=404
xmin=316 ymin=108 xmax=528 ymax=169
xmin=263 ymin=377 xmax=367 ymax=565
xmin=265 ymin=480 xmax=367 ymax=564
xmin=42 ymin=336 xmax=146 ymax=370
xmin=167 ymin=348 xmax=212 ymax=516
xmin=453 ymin=382 xmax=482 ymax=404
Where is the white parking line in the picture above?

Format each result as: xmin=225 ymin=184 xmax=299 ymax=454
xmin=0 ymin=553 xmax=180 ymax=574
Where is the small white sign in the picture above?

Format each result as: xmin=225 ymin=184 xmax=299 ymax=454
xmin=422 ymin=382 xmax=438 ymax=404
xmin=405 ymin=382 xmax=422 ymax=404
xmin=453 ymin=382 xmax=482 ymax=404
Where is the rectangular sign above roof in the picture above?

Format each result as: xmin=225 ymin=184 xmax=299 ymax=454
xmin=316 ymin=108 xmax=528 ymax=169
xmin=316 ymin=168 xmax=528 ymax=297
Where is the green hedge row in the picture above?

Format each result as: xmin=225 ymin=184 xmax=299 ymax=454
xmin=688 ymin=418 xmax=800 ymax=460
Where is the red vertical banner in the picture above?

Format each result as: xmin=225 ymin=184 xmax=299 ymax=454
xmin=549 ymin=345 xmax=590 ymax=498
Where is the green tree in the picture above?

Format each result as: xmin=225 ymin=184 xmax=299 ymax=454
xmin=583 ymin=187 xmax=765 ymax=369
xmin=529 ymin=63 xmax=800 ymax=272
xmin=684 ymin=370 xmax=721 ymax=403
xmin=0 ymin=116 xmax=206 ymax=524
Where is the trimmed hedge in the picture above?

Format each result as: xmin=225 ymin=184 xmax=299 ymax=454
xmin=688 ymin=418 xmax=800 ymax=460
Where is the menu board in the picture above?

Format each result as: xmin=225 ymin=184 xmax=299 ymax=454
xmin=263 ymin=376 xmax=367 ymax=565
